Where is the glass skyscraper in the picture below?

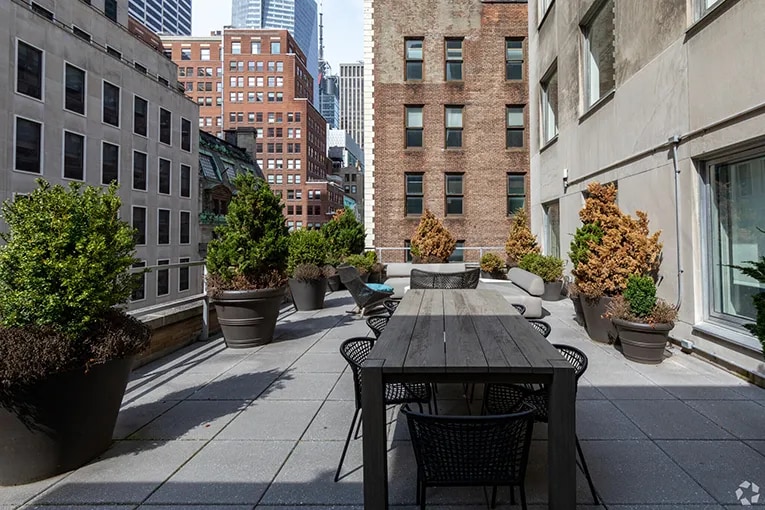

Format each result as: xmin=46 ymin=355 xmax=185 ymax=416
xmin=128 ymin=0 xmax=192 ymax=36
xmin=231 ymin=0 xmax=319 ymax=104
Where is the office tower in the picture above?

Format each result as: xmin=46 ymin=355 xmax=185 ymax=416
xmin=364 ymin=0 xmax=529 ymax=257
xmin=231 ymin=0 xmax=319 ymax=105
xmin=3 ymin=0 xmax=200 ymax=309
xmin=128 ymin=0 xmax=192 ymax=35
xmin=319 ymin=74 xmax=340 ymax=128
xmin=163 ymin=29 xmax=344 ymax=230
xmin=339 ymin=62 xmax=364 ymax=149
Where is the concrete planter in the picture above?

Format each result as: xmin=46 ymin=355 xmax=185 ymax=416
xmin=289 ymin=278 xmax=327 ymax=311
xmin=213 ymin=286 xmax=286 ymax=348
xmin=612 ymin=318 xmax=672 ymax=364
xmin=542 ymin=280 xmax=564 ymax=301
xmin=581 ymin=296 xmax=616 ymax=343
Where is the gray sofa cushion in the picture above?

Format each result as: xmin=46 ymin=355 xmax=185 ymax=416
xmin=507 ymin=267 xmax=545 ymax=297
xmin=386 ymin=262 xmax=466 ymax=278
xmin=477 ymin=281 xmax=543 ymax=318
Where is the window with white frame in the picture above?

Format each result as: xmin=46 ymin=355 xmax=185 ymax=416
xmin=17 ymin=40 xmax=43 ymax=100
xmin=157 ymin=209 xmax=170 ymax=245
xmin=157 ymin=259 xmax=170 ymax=296
xmin=582 ymin=0 xmax=615 ymax=109
xmin=15 ymin=117 xmax=42 ymax=173
xmin=179 ymin=257 xmax=190 ymax=292
xmin=697 ymin=0 xmax=724 ymax=19
xmin=102 ymin=142 xmax=119 ymax=184
xmin=445 ymin=106 xmax=463 ymax=148
xmin=63 ymin=131 xmax=85 ymax=180
xmin=405 ymin=106 xmax=423 ymax=148
xmin=158 ymin=158 xmax=171 ymax=194
xmin=131 ymin=261 xmax=146 ymax=301
xmin=133 ymin=150 xmax=147 ymax=191
xmin=179 ymin=211 xmax=190 ymax=244
xmin=540 ymin=66 xmax=559 ymax=145
xmin=231 ymin=41 xmax=241 ymax=54
xmin=132 ymin=206 xmax=146 ymax=245
xmin=65 ymin=64 xmax=86 ymax=114
xmin=200 ymin=48 xmax=210 ymax=60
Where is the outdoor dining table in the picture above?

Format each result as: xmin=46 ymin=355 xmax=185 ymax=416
xmin=361 ymin=288 xmax=577 ymax=509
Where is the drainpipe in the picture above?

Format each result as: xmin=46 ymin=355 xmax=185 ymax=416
xmin=669 ymin=135 xmax=683 ymax=311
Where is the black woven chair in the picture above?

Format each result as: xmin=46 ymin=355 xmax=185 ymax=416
xmin=512 ymin=303 xmax=526 ymax=315
xmin=366 ymin=315 xmax=389 ymax=340
xmin=338 ymin=265 xmax=392 ymax=315
xmin=410 ymin=267 xmax=482 ymax=290
xmin=335 ymin=337 xmax=433 ymax=482
xmin=483 ymin=344 xmax=598 ymax=504
xmin=383 ymin=299 xmax=400 ymax=315
xmin=527 ymin=319 xmax=551 ymax=338
xmin=403 ymin=406 xmax=535 ymax=509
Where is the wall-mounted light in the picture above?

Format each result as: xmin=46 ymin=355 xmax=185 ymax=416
xmin=562 ymin=167 xmax=569 ymax=191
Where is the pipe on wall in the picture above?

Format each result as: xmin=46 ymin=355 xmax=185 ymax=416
xmin=669 ymin=135 xmax=683 ymax=311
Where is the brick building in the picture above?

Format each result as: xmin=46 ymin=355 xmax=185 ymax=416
xmin=364 ymin=0 xmax=529 ymax=261
xmin=162 ymin=29 xmax=342 ymax=229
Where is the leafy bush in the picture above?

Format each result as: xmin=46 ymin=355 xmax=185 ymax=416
xmin=480 ymin=253 xmax=505 ymax=273
xmin=321 ymin=207 xmax=365 ymax=265
xmin=0 ymin=180 xmax=150 ymax=384
xmin=518 ymin=253 xmax=565 ymax=283
xmin=410 ymin=209 xmax=456 ymax=263
xmin=344 ymin=253 xmax=374 ymax=275
xmin=292 ymin=263 xmax=325 ymax=282
xmin=569 ymin=223 xmax=604 ymax=268
xmin=206 ymin=174 xmax=289 ymax=294
xmin=606 ymin=275 xmax=677 ymax=325
xmin=505 ymin=208 xmax=540 ymax=265
xmin=623 ymin=275 xmax=656 ymax=318
xmin=287 ymin=229 xmax=328 ymax=277
xmin=731 ymin=228 xmax=765 ymax=358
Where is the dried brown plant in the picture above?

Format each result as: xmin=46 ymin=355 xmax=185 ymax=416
xmin=505 ymin=208 xmax=540 ymax=265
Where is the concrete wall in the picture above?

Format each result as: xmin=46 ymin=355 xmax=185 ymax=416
xmin=529 ymin=0 xmax=765 ymax=377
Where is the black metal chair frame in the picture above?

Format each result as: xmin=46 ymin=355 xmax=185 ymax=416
xmin=366 ymin=315 xmax=389 ymax=340
xmin=512 ymin=303 xmax=526 ymax=315
xmin=409 ymin=268 xmax=481 ymax=290
xmin=335 ymin=337 xmax=433 ymax=482
xmin=403 ymin=406 xmax=535 ymax=509
xmin=527 ymin=319 xmax=551 ymax=338
xmin=483 ymin=344 xmax=599 ymax=504
xmin=338 ymin=265 xmax=393 ymax=315
xmin=383 ymin=298 xmax=400 ymax=315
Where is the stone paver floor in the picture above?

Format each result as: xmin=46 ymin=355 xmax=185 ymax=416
xmin=2 ymin=291 xmax=765 ymax=509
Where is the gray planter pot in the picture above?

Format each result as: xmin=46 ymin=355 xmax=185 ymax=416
xmin=289 ymin=277 xmax=328 ymax=311
xmin=542 ymin=280 xmax=564 ymax=301
xmin=359 ymin=272 xmax=369 ymax=283
xmin=571 ymin=294 xmax=585 ymax=326
xmin=0 ymin=357 xmax=133 ymax=485
xmin=480 ymin=270 xmax=507 ymax=280
xmin=581 ymin=296 xmax=616 ymax=343
xmin=213 ymin=286 xmax=286 ymax=348
xmin=612 ymin=318 xmax=672 ymax=364
xmin=327 ymin=274 xmax=341 ymax=292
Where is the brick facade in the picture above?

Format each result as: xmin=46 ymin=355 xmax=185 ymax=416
xmin=370 ymin=0 xmax=529 ymax=261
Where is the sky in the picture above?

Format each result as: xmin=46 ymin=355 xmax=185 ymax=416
xmin=191 ymin=0 xmax=364 ymax=72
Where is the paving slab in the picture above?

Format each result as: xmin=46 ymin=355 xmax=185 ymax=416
xmin=686 ymin=400 xmax=765 ymax=439
xmin=326 ymin=371 xmax=355 ymax=401
xmin=113 ymin=400 xmax=181 ymax=439
xmin=130 ymin=399 xmax=248 ymax=440
xmin=145 ymin=440 xmax=295 ymax=505
xmin=0 ymin=473 xmax=68 ymax=506
xmin=217 ymin=399 xmax=323 ymax=440
xmin=290 ymin=352 xmax=349 ymax=373
xmin=260 ymin=372 xmax=341 ymax=401
xmin=303 ymin=400 xmax=357 ymax=441
xmin=187 ymin=369 xmax=283 ymax=400
xmin=613 ymin=399 xmax=735 ymax=440
xmin=576 ymin=400 xmax=647 ymax=440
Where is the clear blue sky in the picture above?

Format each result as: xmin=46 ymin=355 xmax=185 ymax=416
xmin=191 ymin=0 xmax=363 ymax=71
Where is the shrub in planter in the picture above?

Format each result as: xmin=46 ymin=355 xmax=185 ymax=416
xmin=322 ymin=207 xmax=365 ymax=264
xmin=731 ymin=229 xmax=765 ymax=359
xmin=324 ymin=264 xmax=342 ymax=292
xmin=410 ymin=209 xmax=456 ymax=263
xmin=344 ymin=253 xmax=374 ymax=281
xmin=505 ymin=208 xmax=540 ymax=266
xmin=287 ymin=229 xmax=329 ymax=311
xmin=0 ymin=179 xmax=150 ymax=485
xmin=480 ymin=253 xmax=506 ymax=279
xmin=607 ymin=275 xmax=678 ymax=364
xmin=519 ymin=253 xmax=565 ymax=301
xmin=206 ymin=173 xmax=289 ymax=348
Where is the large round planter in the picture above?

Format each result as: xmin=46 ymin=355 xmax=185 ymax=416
xmin=613 ymin=318 xmax=672 ymax=364
xmin=289 ymin=278 xmax=328 ymax=311
xmin=480 ymin=270 xmax=507 ymax=280
xmin=542 ymin=280 xmax=564 ymax=301
xmin=213 ymin=286 xmax=286 ymax=348
xmin=0 ymin=357 xmax=134 ymax=485
xmin=581 ymin=296 xmax=616 ymax=343
xmin=327 ymin=274 xmax=341 ymax=292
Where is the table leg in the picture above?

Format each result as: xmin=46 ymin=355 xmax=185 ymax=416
xmin=362 ymin=359 xmax=387 ymax=509
xmin=548 ymin=364 xmax=576 ymax=510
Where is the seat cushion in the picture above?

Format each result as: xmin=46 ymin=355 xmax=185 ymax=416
xmin=507 ymin=268 xmax=545 ymax=297
xmin=367 ymin=283 xmax=394 ymax=293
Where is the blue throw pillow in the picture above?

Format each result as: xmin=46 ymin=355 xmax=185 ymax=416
xmin=367 ymin=283 xmax=394 ymax=294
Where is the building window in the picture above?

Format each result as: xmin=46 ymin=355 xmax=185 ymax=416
xmin=445 ymin=106 xmax=463 ymax=148
xmin=101 ymin=142 xmax=119 ymax=184
xmin=159 ymin=108 xmax=172 ymax=145
xmin=107 ymin=46 xmax=122 ymax=59
xmin=104 ymin=0 xmax=118 ymax=21
xmin=507 ymin=174 xmax=525 ymax=215
xmin=405 ymin=173 xmax=424 ymax=216
xmin=405 ymin=106 xmax=423 ymax=148
xmin=158 ymin=158 xmax=171 ymax=195
xmin=157 ymin=209 xmax=170 ymax=245
xmin=706 ymin=152 xmax=765 ymax=339
xmin=506 ymin=106 xmax=524 ymax=148
xmin=31 ymin=3 xmax=54 ymax=19
xmin=132 ymin=206 xmax=146 ymax=245
xmin=103 ymin=81 xmax=120 ymax=126
xmin=445 ymin=39 xmax=463 ymax=81
xmin=449 ymin=241 xmax=465 ymax=262
xmin=505 ymin=39 xmax=523 ymax=80
xmin=131 ymin=261 xmax=146 ymax=301
xmin=133 ymin=96 xmax=148 ymax=136
xmin=271 ymin=41 xmax=281 ymax=54
xmin=181 ymin=118 xmax=191 ymax=152
xmin=445 ymin=174 xmax=464 ymax=215
xmin=199 ymin=47 xmax=210 ymax=60
xmin=231 ymin=41 xmax=241 ymax=54
xmin=405 ymin=38 xmax=423 ymax=80
xmin=64 ymin=64 xmax=86 ymax=114
xmin=181 ymin=48 xmax=191 ymax=60
xmin=133 ymin=151 xmax=147 ymax=191
xmin=252 ymin=41 xmax=261 ymax=54
xmin=582 ymin=0 xmax=615 ymax=109
xmin=72 ymin=26 xmax=91 ymax=42
xmin=180 ymin=164 xmax=191 ymax=197
xmin=179 ymin=211 xmax=190 ymax=244
xmin=157 ymin=259 xmax=170 ymax=296
xmin=541 ymin=68 xmax=559 ymax=145
xmin=14 ymin=117 xmax=42 ymax=174
xmin=544 ymin=201 xmax=560 ymax=258
xmin=63 ymin=131 xmax=85 ymax=181
xmin=179 ymin=257 xmax=190 ymax=292
xmin=697 ymin=0 xmax=724 ymax=19
xmin=17 ymin=40 xmax=43 ymax=100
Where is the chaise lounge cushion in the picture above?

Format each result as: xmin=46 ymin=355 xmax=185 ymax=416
xmin=507 ymin=268 xmax=545 ymax=297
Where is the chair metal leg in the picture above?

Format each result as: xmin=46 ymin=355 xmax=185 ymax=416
xmin=334 ymin=408 xmax=360 ymax=482
xmin=490 ymin=486 xmax=498 ymax=508
xmin=520 ymin=484 xmax=528 ymax=510
xmin=576 ymin=435 xmax=598 ymax=504
xmin=419 ymin=480 xmax=426 ymax=510
xmin=510 ymin=484 xmax=516 ymax=505
xmin=353 ymin=413 xmax=363 ymax=439
xmin=416 ymin=402 xmax=423 ymax=413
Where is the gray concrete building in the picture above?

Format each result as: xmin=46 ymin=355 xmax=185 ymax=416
xmin=2 ymin=0 xmax=200 ymax=311
xmin=339 ymin=62 xmax=364 ymax=150
xmin=528 ymin=0 xmax=765 ymax=376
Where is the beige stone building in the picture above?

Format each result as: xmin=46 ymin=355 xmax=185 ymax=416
xmin=528 ymin=0 xmax=765 ymax=375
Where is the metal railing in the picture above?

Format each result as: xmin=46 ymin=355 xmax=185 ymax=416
xmin=372 ymin=247 xmax=506 ymax=264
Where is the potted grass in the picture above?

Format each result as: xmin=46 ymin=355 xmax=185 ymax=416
xmin=519 ymin=252 xmax=565 ymax=301
xmin=206 ymin=173 xmax=289 ymax=348
xmin=0 ymin=180 xmax=150 ymax=485
xmin=287 ymin=229 xmax=329 ymax=311
xmin=607 ymin=275 xmax=678 ymax=364
xmin=480 ymin=252 xmax=507 ymax=279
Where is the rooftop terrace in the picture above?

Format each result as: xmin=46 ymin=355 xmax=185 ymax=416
xmin=2 ymin=292 xmax=764 ymax=509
